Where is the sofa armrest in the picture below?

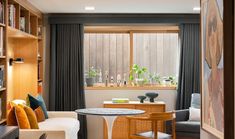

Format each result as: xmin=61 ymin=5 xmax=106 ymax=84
xmin=47 ymin=111 xmax=77 ymax=119
xmin=20 ymin=129 xmax=65 ymax=139
xmin=175 ymin=109 xmax=189 ymax=122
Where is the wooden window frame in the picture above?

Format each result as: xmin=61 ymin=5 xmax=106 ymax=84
xmin=84 ymin=26 xmax=179 ymax=90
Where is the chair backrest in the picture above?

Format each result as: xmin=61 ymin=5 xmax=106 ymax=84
xmin=190 ymin=93 xmax=201 ymax=109
xmin=149 ymin=111 xmax=175 ymax=121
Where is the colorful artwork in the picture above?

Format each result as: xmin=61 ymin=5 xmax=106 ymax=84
xmin=201 ymin=0 xmax=224 ymax=138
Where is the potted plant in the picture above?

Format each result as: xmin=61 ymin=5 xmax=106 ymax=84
xmin=148 ymin=72 xmax=161 ymax=85
xmin=86 ymin=67 xmax=97 ymax=87
xmin=168 ymin=76 xmax=177 ymax=85
xmin=130 ymin=64 xmax=147 ymax=86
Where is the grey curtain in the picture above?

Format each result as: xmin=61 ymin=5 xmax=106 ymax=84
xmin=50 ymin=24 xmax=87 ymax=139
xmin=176 ymin=23 xmax=200 ymax=110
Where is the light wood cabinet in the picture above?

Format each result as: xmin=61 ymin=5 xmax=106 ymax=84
xmin=103 ymin=101 xmax=166 ymax=139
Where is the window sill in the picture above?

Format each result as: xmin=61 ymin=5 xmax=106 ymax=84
xmin=85 ymin=85 xmax=177 ymax=90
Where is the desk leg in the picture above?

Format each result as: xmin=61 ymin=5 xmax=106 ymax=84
xmin=103 ymin=116 xmax=117 ymax=139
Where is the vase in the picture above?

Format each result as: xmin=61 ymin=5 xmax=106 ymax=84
xmin=136 ymin=78 xmax=144 ymax=86
xmin=145 ymin=92 xmax=159 ymax=102
xmin=137 ymin=96 xmax=146 ymax=103
xmin=86 ymin=77 xmax=95 ymax=87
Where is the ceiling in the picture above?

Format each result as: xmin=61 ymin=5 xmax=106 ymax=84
xmin=28 ymin=0 xmax=200 ymax=14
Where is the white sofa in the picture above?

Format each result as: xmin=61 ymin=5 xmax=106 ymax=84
xmin=19 ymin=111 xmax=80 ymax=139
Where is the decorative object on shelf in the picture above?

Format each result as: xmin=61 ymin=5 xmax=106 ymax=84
xmin=98 ymin=69 xmax=102 ymax=83
xmin=137 ymin=96 xmax=146 ymax=103
xmin=110 ymin=76 xmax=114 ymax=87
xmin=0 ymin=1 xmax=4 ymax=24
xmin=105 ymin=71 xmax=109 ymax=87
xmin=9 ymin=58 xmax=24 ymax=66
xmin=85 ymin=67 xmax=97 ymax=87
xmin=129 ymin=64 xmax=147 ymax=87
xmin=117 ymin=74 xmax=121 ymax=87
xmin=112 ymin=98 xmax=129 ymax=103
xmin=8 ymin=4 xmax=15 ymax=28
xmin=0 ymin=65 xmax=4 ymax=88
xmin=0 ymin=98 xmax=1 ymax=120
xmin=20 ymin=17 xmax=26 ymax=32
xmin=123 ymin=73 xmax=127 ymax=86
xmin=145 ymin=92 xmax=159 ymax=102
xmin=0 ymin=27 xmax=3 ymax=56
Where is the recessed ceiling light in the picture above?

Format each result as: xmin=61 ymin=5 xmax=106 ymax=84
xmin=193 ymin=7 xmax=201 ymax=11
xmin=85 ymin=6 xmax=95 ymax=11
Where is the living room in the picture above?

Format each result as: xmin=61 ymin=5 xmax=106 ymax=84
xmin=0 ymin=0 xmax=234 ymax=139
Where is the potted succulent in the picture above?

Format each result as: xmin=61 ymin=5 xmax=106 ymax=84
xmin=86 ymin=67 xmax=97 ymax=87
xmin=130 ymin=64 xmax=147 ymax=86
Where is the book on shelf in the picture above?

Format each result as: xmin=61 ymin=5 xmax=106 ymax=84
xmin=0 ymin=98 xmax=1 ymax=120
xmin=8 ymin=4 xmax=15 ymax=28
xmin=20 ymin=17 xmax=25 ymax=31
xmin=0 ymin=65 xmax=4 ymax=88
xmin=0 ymin=27 xmax=3 ymax=56
xmin=0 ymin=1 xmax=4 ymax=24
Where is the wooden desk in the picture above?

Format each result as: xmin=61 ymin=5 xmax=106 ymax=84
xmin=103 ymin=101 xmax=166 ymax=139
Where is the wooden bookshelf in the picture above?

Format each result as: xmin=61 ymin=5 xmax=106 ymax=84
xmin=0 ymin=0 xmax=44 ymax=122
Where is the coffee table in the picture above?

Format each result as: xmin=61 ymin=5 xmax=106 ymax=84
xmin=76 ymin=108 xmax=145 ymax=139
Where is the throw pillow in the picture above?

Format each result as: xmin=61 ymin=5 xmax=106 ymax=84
xmin=189 ymin=107 xmax=200 ymax=121
xmin=28 ymin=94 xmax=48 ymax=119
xmin=7 ymin=107 xmax=17 ymax=126
xmin=14 ymin=105 xmax=31 ymax=129
xmin=34 ymin=106 xmax=45 ymax=122
xmin=37 ymin=95 xmax=48 ymax=119
xmin=24 ymin=106 xmax=39 ymax=129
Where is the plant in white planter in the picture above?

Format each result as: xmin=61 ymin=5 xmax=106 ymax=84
xmin=86 ymin=67 xmax=97 ymax=87
xmin=130 ymin=64 xmax=147 ymax=86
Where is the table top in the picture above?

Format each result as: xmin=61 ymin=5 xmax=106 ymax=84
xmin=76 ymin=108 xmax=145 ymax=116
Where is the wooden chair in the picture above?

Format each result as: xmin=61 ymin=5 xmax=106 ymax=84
xmin=127 ymin=111 xmax=176 ymax=139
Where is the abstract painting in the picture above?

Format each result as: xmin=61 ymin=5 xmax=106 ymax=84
xmin=201 ymin=0 xmax=224 ymax=138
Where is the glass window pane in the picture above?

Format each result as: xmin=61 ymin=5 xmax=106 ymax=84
xmin=133 ymin=33 xmax=179 ymax=79
xmin=84 ymin=33 xmax=130 ymax=83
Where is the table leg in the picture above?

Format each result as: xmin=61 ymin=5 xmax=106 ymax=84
xmin=103 ymin=116 xmax=117 ymax=139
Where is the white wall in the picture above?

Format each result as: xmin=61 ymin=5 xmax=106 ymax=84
xmin=85 ymin=89 xmax=177 ymax=139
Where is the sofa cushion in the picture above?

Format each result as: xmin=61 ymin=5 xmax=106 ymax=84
xmin=7 ymin=107 xmax=17 ymax=126
xmin=28 ymin=94 xmax=49 ymax=119
xmin=38 ymin=117 xmax=80 ymax=139
xmin=176 ymin=121 xmax=200 ymax=133
xmin=34 ymin=106 xmax=46 ymax=122
xmin=24 ymin=106 xmax=39 ymax=129
xmin=14 ymin=105 xmax=31 ymax=129
xmin=191 ymin=93 xmax=200 ymax=109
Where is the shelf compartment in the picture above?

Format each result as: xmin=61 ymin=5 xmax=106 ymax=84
xmin=0 ymin=87 xmax=6 ymax=91
xmin=0 ymin=118 xmax=6 ymax=124
xmin=8 ymin=26 xmax=37 ymax=39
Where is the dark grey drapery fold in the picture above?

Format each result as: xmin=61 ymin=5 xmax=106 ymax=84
xmin=49 ymin=24 xmax=87 ymax=139
xmin=176 ymin=23 xmax=200 ymax=110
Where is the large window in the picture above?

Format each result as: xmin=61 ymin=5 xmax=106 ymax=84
xmin=84 ymin=26 xmax=179 ymax=85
